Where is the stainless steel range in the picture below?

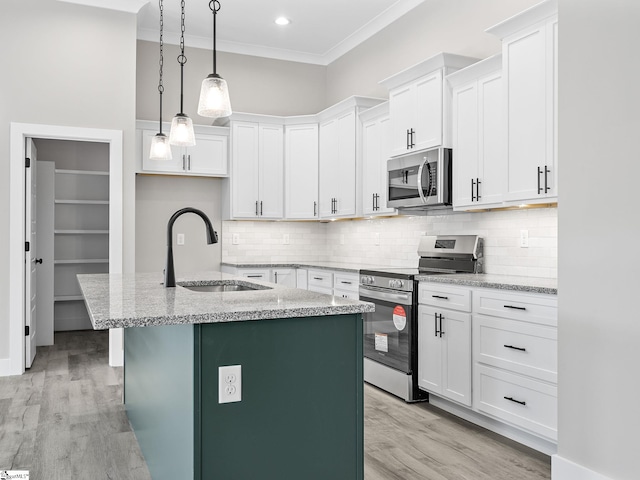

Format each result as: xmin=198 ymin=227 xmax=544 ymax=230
xmin=359 ymin=235 xmax=483 ymax=402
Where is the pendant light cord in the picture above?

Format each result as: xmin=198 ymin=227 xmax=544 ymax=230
xmin=158 ymin=0 xmax=165 ymax=134
xmin=178 ymin=0 xmax=187 ymax=114
xmin=210 ymin=0 xmax=220 ymax=75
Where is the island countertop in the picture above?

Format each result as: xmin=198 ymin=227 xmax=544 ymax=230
xmin=77 ymin=271 xmax=375 ymax=330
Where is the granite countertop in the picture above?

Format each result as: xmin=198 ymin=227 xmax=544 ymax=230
xmin=416 ymin=273 xmax=557 ymax=295
xmin=221 ymin=261 xmax=385 ymax=274
xmin=77 ymin=271 xmax=374 ymax=330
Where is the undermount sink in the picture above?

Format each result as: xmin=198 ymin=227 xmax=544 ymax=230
xmin=178 ymin=281 xmax=270 ymax=293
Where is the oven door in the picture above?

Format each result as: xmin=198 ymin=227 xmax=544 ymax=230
xmin=360 ymin=285 xmax=413 ymax=374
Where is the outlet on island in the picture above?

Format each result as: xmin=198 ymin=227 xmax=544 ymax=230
xmin=219 ymin=365 xmax=242 ymax=404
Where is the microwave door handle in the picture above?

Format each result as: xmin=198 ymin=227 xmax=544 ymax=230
xmin=416 ymin=156 xmax=429 ymax=204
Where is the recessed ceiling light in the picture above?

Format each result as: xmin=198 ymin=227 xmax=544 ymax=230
xmin=275 ymin=17 xmax=291 ymax=26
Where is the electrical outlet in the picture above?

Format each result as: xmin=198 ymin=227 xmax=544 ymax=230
xmin=232 ymin=233 xmax=240 ymax=245
xmin=219 ymin=365 xmax=242 ymax=404
xmin=374 ymin=232 xmax=380 ymax=246
xmin=520 ymin=229 xmax=529 ymax=248
xmin=283 ymin=234 xmax=290 ymax=245
xmin=177 ymin=233 xmax=185 ymax=245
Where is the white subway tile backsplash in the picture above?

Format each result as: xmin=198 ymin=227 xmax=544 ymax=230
xmin=221 ymin=207 xmax=557 ymax=278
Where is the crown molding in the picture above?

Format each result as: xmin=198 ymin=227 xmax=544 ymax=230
xmin=58 ymin=0 xmax=149 ymax=14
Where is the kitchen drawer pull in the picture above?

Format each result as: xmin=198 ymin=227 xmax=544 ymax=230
xmin=432 ymin=295 xmax=449 ymax=300
xmin=504 ymin=305 xmax=526 ymax=311
xmin=340 ymin=281 xmax=352 ymax=285
xmin=247 ymin=275 xmax=262 ymax=278
xmin=504 ymin=396 xmax=526 ymax=406
xmin=504 ymin=344 xmax=527 ymax=352
xmin=313 ymin=277 xmax=323 ymax=281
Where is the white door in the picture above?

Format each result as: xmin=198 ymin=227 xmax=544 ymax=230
xmin=231 ymin=122 xmax=260 ymax=218
xmin=25 ymin=139 xmax=38 ymax=368
xmin=284 ymin=124 xmax=318 ymax=220
xmin=258 ymin=124 xmax=284 ymax=219
xmin=187 ymin=133 xmax=228 ymax=176
xmin=414 ymin=70 xmax=443 ymax=151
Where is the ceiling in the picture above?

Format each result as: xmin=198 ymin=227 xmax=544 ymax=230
xmin=135 ymin=0 xmax=426 ymax=65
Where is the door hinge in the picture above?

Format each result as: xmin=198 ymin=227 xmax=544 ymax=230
xmin=25 ymin=157 xmax=31 ymax=168
xmin=25 ymin=241 xmax=30 ymax=252
xmin=25 ymin=326 xmax=29 ymax=336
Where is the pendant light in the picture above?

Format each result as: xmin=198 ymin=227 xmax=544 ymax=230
xmin=197 ymin=0 xmax=232 ymax=118
xmin=169 ymin=0 xmax=196 ymax=146
xmin=149 ymin=0 xmax=172 ymax=160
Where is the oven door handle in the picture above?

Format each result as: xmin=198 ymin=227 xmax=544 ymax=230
xmin=417 ymin=156 xmax=429 ymax=204
xmin=359 ymin=287 xmax=412 ymax=305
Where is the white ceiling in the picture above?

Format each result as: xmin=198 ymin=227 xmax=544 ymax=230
xmin=136 ymin=0 xmax=426 ymax=65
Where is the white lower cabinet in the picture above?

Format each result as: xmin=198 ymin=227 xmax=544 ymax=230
xmin=271 ymin=268 xmax=296 ymax=288
xmin=333 ymin=272 xmax=359 ymax=299
xmin=472 ymin=288 xmax=558 ymax=442
xmin=418 ymin=283 xmax=472 ymax=407
xmin=307 ymin=269 xmax=333 ymax=295
xmin=418 ymin=281 xmax=558 ymax=447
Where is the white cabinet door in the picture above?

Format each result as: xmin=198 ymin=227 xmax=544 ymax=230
xmin=141 ymin=129 xmax=186 ymax=173
xmin=272 ymin=268 xmax=296 ymax=287
xmin=362 ymin=114 xmax=395 ymax=216
xmin=413 ymin=70 xmax=443 ymax=151
xmin=141 ymin=129 xmax=228 ymax=176
xmin=388 ymin=71 xmax=444 ymax=156
xmin=478 ymin=72 xmax=505 ymax=206
xmin=319 ymin=110 xmax=357 ymax=219
xmin=187 ymin=133 xmax=228 ymax=176
xmin=418 ymin=305 xmax=471 ymax=406
xmin=389 ymin=84 xmax=415 ymax=157
xmin=285 ymin=124 xmax=319 ymax=220
xmin=231 ymin=122 xmax=260 ymax=218
xmin=451 ymin=66 xmax=505 ymax=210
xmin=503 ymin=18 xmax=557 ymax=204
xmin=452 ymin=82 xmax=479 ymax=208
xmin=258 ymin=124 xmax=284 ymax=219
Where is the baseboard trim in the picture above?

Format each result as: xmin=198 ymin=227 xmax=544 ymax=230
xmin=428 ymin=395 xmax=557 ymax=455
xmin=552 ymin=455 xmax=612 ymax=480
xmin=0 ymin=358 xmax=18 ymax=377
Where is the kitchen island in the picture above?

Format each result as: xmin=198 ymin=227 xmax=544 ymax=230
xmin=78 ymin=271 xmax=374 ymax=480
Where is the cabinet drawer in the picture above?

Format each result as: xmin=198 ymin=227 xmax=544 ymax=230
xmin=308 ymin=270 xmax=333 ymax=289
xmin=473 ymin=289 xmax=557 ymax=326
xmin=239 ymin=269 xmax=270 ymax=281
xmin=474 ymin=365 xmax=557 ymax=441
xmin=474 ymin=315 xmax=557 ymax=383
xmin=419 ymin=283 xmax=471 ymax=312
xmin=333 ymin=273 xmax=359 ymax=293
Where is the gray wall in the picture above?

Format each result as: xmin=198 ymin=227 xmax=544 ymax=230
xmin=0 ymin=0 xmax=137 ymax=360
xmin=135 ymin=175 xmax=222 ymax=275
xmin=558 ymin=1 xmax=640 ymax=478
xmin=325 ymin=0 xmax=541 ymax=104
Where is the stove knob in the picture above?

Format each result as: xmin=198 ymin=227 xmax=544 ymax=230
xmin=389 ymin=279 xmax=404 ymax=289
xmin=368 ymin=276 xmax=375 ymax=285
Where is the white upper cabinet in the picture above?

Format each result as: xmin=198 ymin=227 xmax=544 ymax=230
xmin=448 ymin=54 xmax=505 ymax=210
xmin=380 ymin=53 xmax=479 ymax=158
xmin=487 ymin=0 xmax=558 ymax=205
xmin=285 ymin=121 xmax=319 ymax=220
xmin=230 ymin=120 xmax=284 ymax=220
xmin=318 ymin=96 xmax=384 ymax=220
xmin=360 ymin=103 xmax=396 ymax=216
xmin=138 ymin=121 xmax=229 ymax=177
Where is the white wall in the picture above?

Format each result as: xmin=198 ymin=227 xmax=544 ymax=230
xmin=556 ymin=1 xmax=640 ymax=479
xmin=0 ymin=0 xmax=137 ymax=361
xmin=222 ymin=207 xmax=557 ymax=279
xmin=325 ymin=0 xmax=541 ymax=104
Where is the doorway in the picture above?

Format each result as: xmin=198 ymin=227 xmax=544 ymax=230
xmin=5 ymin=123 xmax=123 ymax=377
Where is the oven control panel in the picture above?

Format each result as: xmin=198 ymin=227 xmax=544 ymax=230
xmin=360 ymin=275 xmax=414 ymax=292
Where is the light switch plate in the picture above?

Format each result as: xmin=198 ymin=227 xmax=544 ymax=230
xmin=232 ymin=233 xmax=239 ymax=245
xmin=520 ymin=230 xmax=529 ymax=248
xmin=219 ymin=365 xmax=242 ymax=404
xmin=177 ymin=233 xmax=185 ymax=245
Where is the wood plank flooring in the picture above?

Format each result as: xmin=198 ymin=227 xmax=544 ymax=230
xmin=0 ymin=330 xmax=550 ymax=479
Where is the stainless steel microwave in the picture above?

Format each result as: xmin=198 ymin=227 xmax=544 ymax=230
xmin=387 ymin=148 xmax=452 ymax=210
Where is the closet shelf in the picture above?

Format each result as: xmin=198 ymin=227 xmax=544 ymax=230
xmin=54 ymin=229 xmax=109 ymax=235
xmin=55 ymin=169 xmax=109 ymax=176
xmin=54 ymin=295 xmax=85 ymax=302
xmin=54 ymin=259 xmax=109 ymax=265
xmin=55 ymin=199 xmax=109 ymax=205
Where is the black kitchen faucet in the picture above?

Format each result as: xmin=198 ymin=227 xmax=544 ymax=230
xmin=165 ymin=207 xmax=218 ymax=287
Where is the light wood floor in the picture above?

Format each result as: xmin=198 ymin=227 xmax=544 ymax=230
xmin=0 ymin=331 xmax=550 ymax=479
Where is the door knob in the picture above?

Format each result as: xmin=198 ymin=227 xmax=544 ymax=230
xmin=35 ymin=258 xmax=43 ymax=264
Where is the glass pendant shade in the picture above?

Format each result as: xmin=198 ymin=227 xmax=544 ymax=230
xmin=198 ymin=74 xmax=232 ymax=118
xmin=169 ymin=114 xmax=196 ymax=146
xmin=149 ymin=133 xmax=173 ymax=160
